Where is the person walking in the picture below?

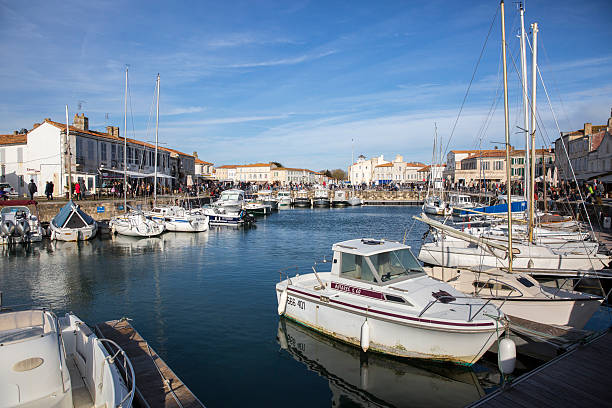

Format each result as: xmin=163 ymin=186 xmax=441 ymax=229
xmin=45 ymin=181 xmax=54 ymax=200
xmin=79 ymin=180 xmax=86 ymax=200
xmin=74 ymin=181 xmax=81 ymax=200
xmin=28 ymin=179 xmax=37 ymax=200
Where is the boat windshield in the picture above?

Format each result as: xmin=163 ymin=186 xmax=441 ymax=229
xmin=368 ymin=249 xmax=424 ymax=282
xmin=221 ymin=193 xmax=241 ymax=201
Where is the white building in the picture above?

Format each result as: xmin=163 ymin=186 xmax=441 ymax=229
xmin=0 ymin=132 xmax=28 ymax=196
xmin=349 ymin=154 xmax=388 ymax=185
xmin=235 ymin=163 xmax=276 ymax=183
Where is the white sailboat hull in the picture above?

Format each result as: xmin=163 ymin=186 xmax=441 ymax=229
xmin=418 ymin=241 xmax=611 ymax=270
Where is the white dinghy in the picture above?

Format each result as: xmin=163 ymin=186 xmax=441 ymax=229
xmin=276 ymin=238 xmax=506 ymax=366
xmin=0 ymin=307 xmax=135 ymax=408
xmin=110 ymin=212 xmax=165 ymax=237
xmin=50 ymin=201 xmax=98 ymax=241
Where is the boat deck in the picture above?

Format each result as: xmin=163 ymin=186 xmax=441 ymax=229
xmin=95 ymin=319 xmax=205 ymax=408
xmin=467 ymin=329 xmax=612 ymax=407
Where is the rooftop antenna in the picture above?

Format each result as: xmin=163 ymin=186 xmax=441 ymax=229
xmin=77 ymin=100 xmax=86 ymax=111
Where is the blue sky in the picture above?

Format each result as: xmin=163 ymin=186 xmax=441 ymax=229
xmin=1 ymin=0 xmax=611 ymax=170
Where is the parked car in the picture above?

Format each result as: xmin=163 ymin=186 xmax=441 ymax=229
xmin=0 ymin=183 xmax=17 ymax=200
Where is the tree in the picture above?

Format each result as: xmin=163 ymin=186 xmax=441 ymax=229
xmin=330 ymin=169 xmax=347 ymax=181
xmin=271 ymin=162 xmax=283 ymax=168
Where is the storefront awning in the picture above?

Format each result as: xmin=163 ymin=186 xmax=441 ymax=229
xmin=101 ymin=168 xmax=175 ymax=179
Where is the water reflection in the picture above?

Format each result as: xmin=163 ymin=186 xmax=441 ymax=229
xmin=277 ymin=317 xmax=496 ymax=408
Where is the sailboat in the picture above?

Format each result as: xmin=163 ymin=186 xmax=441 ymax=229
xmin=422 ymin=125 xmax=452 ymax=216
xmin=418 ymin=1 xmax=603 ymax=330
xmin=50 ymin=107 xmax=98 ymax=242
xmin=110 ymin=71 xmax=165 ymax=237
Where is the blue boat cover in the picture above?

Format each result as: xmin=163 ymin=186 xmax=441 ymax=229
xmin=459 ymin=200 xmax=527 ymax=216
xmin=52 ymin=201 xmax=95 ymax=228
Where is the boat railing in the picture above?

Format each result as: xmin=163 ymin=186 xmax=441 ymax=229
xmin=97 ymin=338 xmax=136 ymax=408
xmin=417 ymin=295 xmax=503 ymax=323
xmin=279 ymin=265 xmax=299 ymax=283
xmin=476 ymin=277 xmax=525 ymax=300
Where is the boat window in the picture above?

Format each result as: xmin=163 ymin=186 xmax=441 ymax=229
xmin=516 ymin=276 xmax=535 ymax=288
xmin=384 ymin=294 xmax=406 ymax=303
xmin=340 ymin=253 xmax=377 ymax=283
xmin=369 ymin=249 xmax=424 ymax=282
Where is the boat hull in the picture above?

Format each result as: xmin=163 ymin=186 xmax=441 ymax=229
xmin=313 ymin=198 xmax=330 ymax=208
xmin=276 ymin=286 xmax=500 ymax=366
xmin=293 ymin=198 xmax=311 ymax=208
xmin=50 ymin=223 xmax=97 ymax=241
xmin=418 ymin=242 xmax=611 ymax=270
xmin=332 ymin=200 xmax=349 ymax=207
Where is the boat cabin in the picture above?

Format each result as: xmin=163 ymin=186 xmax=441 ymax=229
xmin=449 ymin=194 xmax=473 ymax=207
xmin=330 ymin=239 xmax=425 ymax=285
xmin=314 ymin=189 xmax=329 ymax=199
xmin=218 ymin=189 xmax=245 ymax=203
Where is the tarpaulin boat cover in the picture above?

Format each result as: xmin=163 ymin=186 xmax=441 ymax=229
xmin=52 ymin=201 xmax=95 ymax=228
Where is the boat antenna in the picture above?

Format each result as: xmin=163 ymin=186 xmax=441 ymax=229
xmin=501 ymin=0 xmax=513 ymax=271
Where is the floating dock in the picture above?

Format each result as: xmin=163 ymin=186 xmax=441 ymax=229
xmin=468 ymin=329 xmax=612 ymax=407
xmin=95 ymin=319 xmax=205 ymax=408
xmin=363 ymin=200 xmax=423 ymax=206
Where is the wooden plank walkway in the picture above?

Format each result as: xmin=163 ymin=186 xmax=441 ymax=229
xmin=95 ymin=319 xmax=205 ymax=408
xmin=468 ymin=329 xmax=612 ymax=407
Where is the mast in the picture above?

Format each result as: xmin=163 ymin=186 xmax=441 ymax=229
xmin=519 ymin=4 xmax=530 ymax=207
xmin=529 ymin=22 xmax=539 ymax=241
xmin=154 ymin=73 xmax=160 ymax=207
xmin=501 ymin=0 xmax=513 ymax=271
xmin=65 ymin=105 xmax=72 ymax=202
xmin=123 ymin=67 xmax=128 ymax=213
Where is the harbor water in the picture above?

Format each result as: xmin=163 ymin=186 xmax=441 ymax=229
xmin=0 ymin=205 xmax=597 ymax=407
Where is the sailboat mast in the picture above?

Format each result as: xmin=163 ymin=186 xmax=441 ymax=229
xmin=123 ymin=67 xmax=128 ymax=213
xmin=529 ymin=22 xmax=539 ymax=241
xmin=501 ymin=0 xmax=513 ymax=271
xmin=519 ymin=4 xmax=530 ymax=207
xmin=154 ymin=73 xmax=160 ymax=207
xmin=65 ymin=105 xmax=72 ymax=202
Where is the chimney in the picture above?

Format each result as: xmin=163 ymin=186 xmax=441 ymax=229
xmin=584 ymin=122 xmax=592 ymax=136
xmin=494 ymin=145 xmax=498 ymax=149
xmin=32 ymin=123 xmax=40 ymax=129
xmin=13 ymin=131 xmax=18 ymax=135
xmin=106 ymin=126 xmax=119 ymax=138
xmin=608 ymin=108 xmax=612 ymax=132
xmin=193 ymin=151 xmax=198 ymax=158
xmin=73 ymin=113 xmax=89 ymax=131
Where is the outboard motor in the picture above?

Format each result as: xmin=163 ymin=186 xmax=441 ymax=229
xmin=1 ymin=220 xmax=15 ymax=237
xmin=15 ymin=219 xmax=30 ymax=236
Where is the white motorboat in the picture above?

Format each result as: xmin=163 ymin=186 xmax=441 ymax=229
xmin=254 ymin=191 xmax=278 ymax=211
xmin=213 ymin=189 xmax=245 ymax=212
xmin=276 ymin=238 xmax=506 ymax=365
xmin=425 ymin=266 xmax=603 ymax=329
xmin=347 ymin=195 xmax=362 ymax=206
xmin=50 ymin=201 xmax=97 ymax=241
xmin=292 ymin=190 xmax=310 ymax=208
xmin=277 ymin=190 xmax=293 ymax=207
xmin=449 ymin=194 xmax=477 ymax=215
xmin=201 ymin=206 xmax=251 ymax=227
xmin=331 ymin=190 xmax=349 ymax=207
xmin=313 ymin=188 xmax=331 ymax=207
xmin=110 ymin=212 xmax=165 ymax=237
xmin=244 ymin=201 xmax=271 ymax=216
xmin=0 ymin=200 xmax=43 ymax=244
xmin=147 ymin=206 xmax=208 ymax=232
xmin=422 ymin=196 xmax=452 ymax=216
xmin=0 ymin=307 xmax=135 ymax=408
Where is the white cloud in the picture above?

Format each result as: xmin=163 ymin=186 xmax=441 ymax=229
xmin=225 ymin=50 xmax=336 ymax=68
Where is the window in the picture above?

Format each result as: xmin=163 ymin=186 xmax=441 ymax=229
xmin=87 ymin=140 xmax=94 ymax=160
xmin=18 ymin=175 xmax=24 ymax=187
xmin=101 ymin=143 xmax=107 ymax=161
xmin=1 ymin=164 xmax=4 ymax=182
xmin=111 ymin=144 xmax=117 ymax=161
xmin=494 ymin=160 xmax=503 ymax=170
xmin=480 ymin=161 xmax=490 ymax=170
xmin=341 ymin=253 xmax=377 ymax=283
xmin=76 ymin=139 xmax=84 ymax=163
xmin=0 ymin=148 xmax=4 ymax=163
xmin=17 ymin=147 xmax=23 ymax=163
xmin=369 ymin=249 xmax=424 ymax=282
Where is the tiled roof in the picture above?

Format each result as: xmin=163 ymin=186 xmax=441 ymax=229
xmin=216 ymin=165 xmax=238 ymax=169
xmin=0 ymin=133 xmax=27 ymax=145
xmin=195 ymin=158 xmax=213 ymax=165
xmin=375 ymin=163 xmax=393 ymax=168
xmin=418 ymin=164 xmax=446 ymax=172
xmin=235 ymin=163 xmax=271 ymax=168
xmin=42 ymin=119 xmax=194 ymax=158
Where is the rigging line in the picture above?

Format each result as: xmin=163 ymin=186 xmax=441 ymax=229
xmin=442 ymin=5 xmax=499 ymax=157
xmin=0 ymin=153 xmax=61 ymax=166
xmin=536 ymin=59 xmax=595 ymax=236
xmin=145 ymin=79 xmax=157 ymax=143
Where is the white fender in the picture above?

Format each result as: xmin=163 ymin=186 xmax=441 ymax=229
xmin=277 ymin=288 xmax=288 ymax=316
xmin=277 ymin=325 xmax=288 ymax=350
xmin=360 ymin=361 xmax=369 ymax=390
xmin=360 ymin=320 xmax=370 ymax=352
xmin=499 ymin=337 xmax=516 ymax=375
